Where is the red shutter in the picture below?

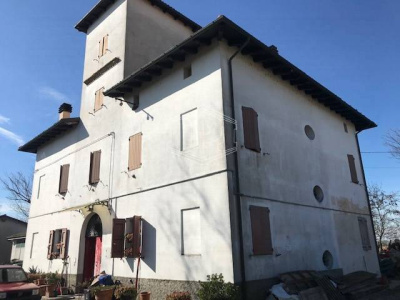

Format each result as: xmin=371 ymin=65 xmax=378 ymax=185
xmin=47 ymin=230 xmax=55 ymax=259
xmin=250 ymin=206 xmax=273 ymax=255
xmin=89 ymin=151 xmax=101 ymax=184
xmin=59 ymin=164 xmax=70 ymax=194
xmin=347 ymin=154 xmax=359 ymax=183
xmin=242 ymin=107 xmax=261 ymax=152
xmin=60 ymin=228 xmax=68 ymax=259
xmin=111 ymin=219 xmax=126 ymax=258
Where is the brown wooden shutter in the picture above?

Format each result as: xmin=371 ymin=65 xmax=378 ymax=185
xmin=250 ymin=206 xmax=273 ymax=255
xmin=242 ymin=107 xmax=261 ymax=152
xmin=89 ymin=150 xmax=101 ymax=184
xmin=347 ymin=154 xmax=359 ymax=183
xmin=358 ymin=217 xmax=371 ymax=251
xmin=132 ymin=216 xmax=142 ymax=258
xmin=111 ymin=219 xmax=126 ymax=258
xmin=47 ymin=230 xmax=55 ymax=259
xmin=94 ymin=88 xmax=104 ymax=112
xmin=103 ymin=35 xmax=108 ymax=54
xmin=59 ymin=164 xmax=70 ymax=194
xmin=128 ymin=133 xmax=142 ymax=171
xmin=60 ymin=228 xmax=68 ymax=259
xmin=98 ymin=38 xmax=104 ymax=57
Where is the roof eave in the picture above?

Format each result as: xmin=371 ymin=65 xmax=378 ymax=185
xmin=105 ymin=16 xmax=376 ymax=132
xmin=18 ymin=118 xmax=80 ymax=154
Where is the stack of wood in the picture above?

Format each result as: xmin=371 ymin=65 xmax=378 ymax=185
xmin=335 ymin=271 xmax=385 ymax=299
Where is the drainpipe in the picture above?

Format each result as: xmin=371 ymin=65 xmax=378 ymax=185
xmin=227 ymin=37 xmax=250 ymax=299
xmin=355 ymin=131 xmax=381 ymax=268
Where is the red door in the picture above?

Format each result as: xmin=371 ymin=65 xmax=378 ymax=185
xmin=94 ymin=236 xmax=102 ymax=276
xmin=83 ymin=237 xmax=95 ymax=281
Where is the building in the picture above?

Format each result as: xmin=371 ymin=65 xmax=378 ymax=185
xmin=20 ymin=0 xmax=379 ymax=298
xmin=0 ymin=215 xmax=27 ymax=264
xmin=7 ymin=232 xmax=26 ymax=266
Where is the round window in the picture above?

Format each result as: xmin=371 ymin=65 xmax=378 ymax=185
xmin=322 ymin=250 xmax=333 ymax=269
xmin=304 ymin=125 xmax=315 ymax=140
xmin=313 ymin=186 xmax=324 ymax=202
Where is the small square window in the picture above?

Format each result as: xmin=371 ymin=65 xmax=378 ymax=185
xmin=184 ymin=65 xmax=192 ymax=79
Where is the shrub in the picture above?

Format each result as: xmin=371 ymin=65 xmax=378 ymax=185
xmin=166 ymin=291 xmax=191 ymax=300
xmin=114 ymin=285 xmax=138 ymax=299
xmin=90 ymin=285 xmax=115 ymax=296
xmin=28 ymin=266 xmax=40 ymax=274
xmin=197 ymin=274 xmax=240 ymax=300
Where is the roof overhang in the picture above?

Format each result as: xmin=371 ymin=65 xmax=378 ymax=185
xmin=105 ymin=16 xmax=376 ymax=132
xmin=18 ymin=118 xmax=80 ymax=154
xmin=75 ymin=0 xmax=201 ymax=33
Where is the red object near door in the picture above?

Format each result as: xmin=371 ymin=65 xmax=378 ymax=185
xmin=94 ymin=236 xmax=102 ymax=276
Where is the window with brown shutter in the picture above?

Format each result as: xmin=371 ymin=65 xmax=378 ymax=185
xmin=347 ymin=154 xmax=359 ymax=183
xmin=128 ymin=133 xmax=142 ymax=171
xmin=111 ymin=219 xmax=126 ymax=258
xmin=250 ymin=206 xmax=273 ymax=255
xmin=60 ymin=228 xmax=68 ymax=259
xmin=242 ymin=107 xmax=261 ymax=152
xmin=59 ymin=164 xmax=70 ymax=194
xmin=358 ymin=217 xmax=371 ymax=251
xmin=89 ymin=150 xmax=101 ymax=184
xmin=98 ymin=35 xmax=108 ymax=57
xmin=94 ymin=88 xmax=104 ymax=112
xmin=124 ymin=216 xmax=142 ymax=258
xmin=47 ymin=230 xmax=54 ymax=259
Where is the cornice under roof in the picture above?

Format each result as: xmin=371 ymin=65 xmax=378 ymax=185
xmin=18 ymin=118 xmax=80 ymax=154
xmin=75 ymin=0 xmax=201 ymax=33
xmin=105 ymin=16 xmax=376 ymax=132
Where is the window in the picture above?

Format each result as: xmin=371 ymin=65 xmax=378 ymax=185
xmin=128 ymin=133 xmax=142 ymax=171
xmin=98 ymin=34 xmax=108 ymax=58
xmin=249 ymin=206 xmax=273 ymax=255
xmin=111 ymin=216 xmax=142 ymax=258
xmin=183 ymin=65 xmax=192 ymax=79
xmin=30 ymin=232 xmax=38 ymax=259
xmin=37 ymin=174 xmax=45 ymax=199
xmin=94 ymin=88 xmax=104 ymax=112
xmin=358 ymin=217 xmax=371 ymax=251
xmin=47 ymin=229 xmax=68 ymax=260
xmin=180 ymin=108 xmax=198 ymax=151
xmin=59 ymin=164 xmax=70 ymax=194
xmin=242 ymin=107 xmax=261 ymax=152
xmin=89 ymin=150 xmax=101 ymax=184
xmin=343 ymin=123 xmax=348 ymax=133
xmin=181 ymin=207 xmax=201 ymax=255
xmin=347 ymin=154 xmax=359 ymax=183
xmin=304 ymin=125 xmax=315 ymax=140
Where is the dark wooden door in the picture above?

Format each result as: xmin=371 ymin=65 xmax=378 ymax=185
xmin=83 ymin=237 xmax=96 ymax=281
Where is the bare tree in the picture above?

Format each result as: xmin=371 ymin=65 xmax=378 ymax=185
xmin=386 ymin=129 xmax=400 ymax=159
xmin=0 ymin=172 xmax=32 ymax=220
xmin=369 ymin=184 xmax=400 ymax=251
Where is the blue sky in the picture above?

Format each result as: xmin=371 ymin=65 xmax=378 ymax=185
xmin=0 ymin=0 xmax=399 ymax=217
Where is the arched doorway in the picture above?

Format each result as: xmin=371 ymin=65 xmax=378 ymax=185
xmin=83 ymin=214 xmax=102 ymax=281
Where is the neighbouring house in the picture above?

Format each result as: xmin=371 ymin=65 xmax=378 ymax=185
xmin=7 ymin=232 xmax=26 ymax=266
xmin=19 ymin=0 xmax=379 ymax=299
xmin=0 ymin=215 xmax=27 ymax=264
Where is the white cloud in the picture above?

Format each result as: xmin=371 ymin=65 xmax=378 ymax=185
xmin=39 ymin=86 xmax=68 ymax=102
xmin=0 ymin=127 xmax=24 ymax=146
xmin=0 ymin=114 xmax=10 ymax=124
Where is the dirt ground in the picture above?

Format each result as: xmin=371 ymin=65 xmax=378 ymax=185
xmin=359 ymin=280 xmax=400 ymax=300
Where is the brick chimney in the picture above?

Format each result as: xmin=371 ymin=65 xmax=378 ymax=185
xmin=59 ymin=103 xmax=72 ymax=120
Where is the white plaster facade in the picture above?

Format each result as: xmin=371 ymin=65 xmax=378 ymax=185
xmin=21 ymin=0 xmax=379 ymax=297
